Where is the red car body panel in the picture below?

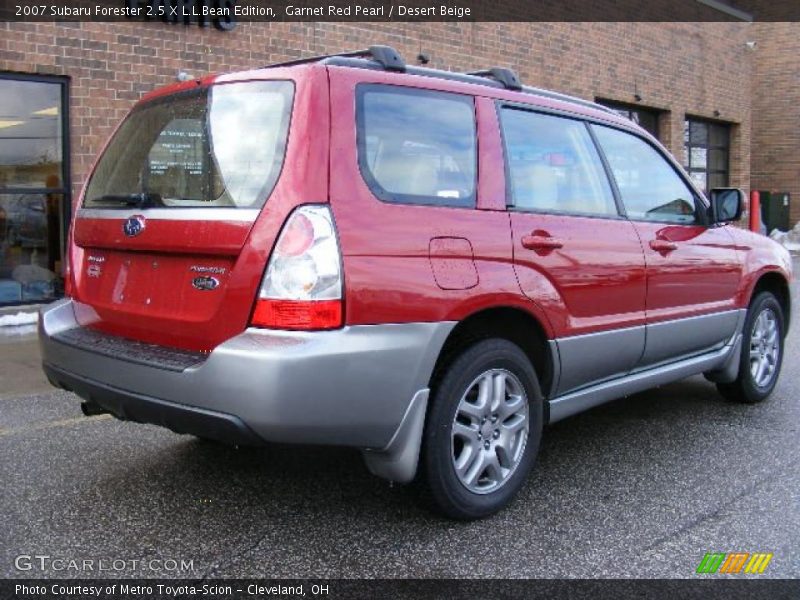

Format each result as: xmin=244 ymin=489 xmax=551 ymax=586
xmin=729 ymin=227 xmax=793 ymax=307
xmin=509 ymin=212 xmax=648 ymax=336
xmin=630 ymin=221 xmax=743 ymax=324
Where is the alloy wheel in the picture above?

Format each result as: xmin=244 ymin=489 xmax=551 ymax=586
xmin=749 ymin=307 xmax=780 ymax=388
xmin=450 ymin=369 xmax=529 ymax=494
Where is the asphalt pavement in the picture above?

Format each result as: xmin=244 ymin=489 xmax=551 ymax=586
xmin=1 ymin=265 xmax=798 ymax=579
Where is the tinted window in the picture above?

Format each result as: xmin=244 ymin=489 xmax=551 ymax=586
xmin=0 ymin=75 xmax=68 ymax=306
xmin=357 ymin=85 xmax=476 ymax=207
xmin=500 ymin=109 xmax=617 ymax=216
xmin=85 ymin=81 xmax=294 ymax=209
xmin=0 ymin=78 xmax=64 ymax=190
xmin=593 ymin=125 xmax=698 ymax=224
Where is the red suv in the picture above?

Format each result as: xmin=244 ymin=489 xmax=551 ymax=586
xmin=40 ymin=46 xmax=792 ymax=519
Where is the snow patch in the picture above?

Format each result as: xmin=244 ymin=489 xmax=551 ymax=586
xmin=769 ymin=222 xmax=800 ymax=253
xmin=0 ymin=311 xmax=39 ymax=327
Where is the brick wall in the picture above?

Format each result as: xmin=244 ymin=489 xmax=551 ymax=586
xmin=752 ymin=22 xmax=800 ymax=226
xmin=0 ymin=21 xmax=753 ymax=199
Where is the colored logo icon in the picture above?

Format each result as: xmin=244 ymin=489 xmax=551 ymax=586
xmin=696 ymin=552 xmax=773 ymax=574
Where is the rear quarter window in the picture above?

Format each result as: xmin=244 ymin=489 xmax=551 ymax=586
xmin=356 ymin=84 xmax=476 ymax=208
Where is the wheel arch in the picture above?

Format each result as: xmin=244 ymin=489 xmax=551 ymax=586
xmin=428 ymin=306 xmax=556 ymax=402
xmin=750 ymin=270 xmax=791 ymax=335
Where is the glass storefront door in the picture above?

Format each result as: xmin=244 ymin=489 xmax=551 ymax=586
xmin=0 ymin=74 xmax=69 ymax=306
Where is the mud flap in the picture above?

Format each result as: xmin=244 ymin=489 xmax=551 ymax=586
xmin=361 ymin=389 xmax=429 ymax=483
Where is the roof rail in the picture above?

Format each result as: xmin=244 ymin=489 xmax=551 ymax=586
xmin=520 ymin=85 xmax=617 ymax=115
xmin=467 ymin=68 xmax=523 ymax=91
xmin=467 ymin=67 xmax=613 ymax=113
xmin=265 ymin=45 xmax=406 ymax=72
xmin=261 ymin=46 xmax=616 ymax=116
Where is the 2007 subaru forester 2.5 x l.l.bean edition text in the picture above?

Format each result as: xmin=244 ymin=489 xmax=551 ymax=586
xmin=39 ymin=46 xmax=793 ymax=519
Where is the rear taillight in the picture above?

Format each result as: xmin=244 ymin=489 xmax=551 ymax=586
xmin=251 ymin=205 xmax=343 ymax=330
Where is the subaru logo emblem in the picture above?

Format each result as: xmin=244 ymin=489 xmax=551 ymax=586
xmin=123 ymin=215 xmax=145 ymax=237
xmin=192 ymin=276 xmax=220 ymax=291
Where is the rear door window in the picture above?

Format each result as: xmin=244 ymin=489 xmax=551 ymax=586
xmin=499 ymin=108 xmax=618 ymax=217
xmin=84 ymin=80 xmax=294 ymax=209
xmin=356 ymin=84 xmax=476 ymax=207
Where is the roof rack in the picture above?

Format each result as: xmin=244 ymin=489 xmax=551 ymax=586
xmin=263 ymin=44 xmax=615 ymax=115
xmin=266 ymin=45 xmax=406 ymax=72
xmin=467 ymin=68 xmax=523 ymax=91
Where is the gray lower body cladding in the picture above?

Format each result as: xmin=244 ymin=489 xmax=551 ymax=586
xmin=551 ymin=309 xmax=745 ymax=397
xmin=547 ymin=309 xmax=747 ymax=422
xmin=39 ymin=299 xmax=455 ymax=452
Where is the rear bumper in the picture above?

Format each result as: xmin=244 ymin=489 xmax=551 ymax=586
xmin=39 ymin=298 xmax=454 ymax=451
xmin=43 ymin=363 xmax=263 ymax=446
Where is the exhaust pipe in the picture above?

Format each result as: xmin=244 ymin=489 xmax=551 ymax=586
xmin=80 ymin=401 xmax=108 ymax=417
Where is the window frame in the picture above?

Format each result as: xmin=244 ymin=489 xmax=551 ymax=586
xmin=683 ymin=116 xmax=731 ymax=193
xmin=0 ymin=71 xmax=71 ymax=307
xmin=496 ymin=101 xmax=625 ymax=221
xmin=355 ymin=83 xmax=478 ymax=209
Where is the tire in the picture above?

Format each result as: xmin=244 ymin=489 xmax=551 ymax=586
xmin=421 ymin=338 xmax=543 ymax=520
xmin=717 ymin=291 xmax=785 ymax=404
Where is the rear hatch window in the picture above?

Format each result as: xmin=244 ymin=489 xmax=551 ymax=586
xmin=85 ymin=80 xmax=293 ymax=209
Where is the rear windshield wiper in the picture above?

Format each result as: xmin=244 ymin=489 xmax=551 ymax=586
xmin=90 ymin=193 xmax=163 ymax=208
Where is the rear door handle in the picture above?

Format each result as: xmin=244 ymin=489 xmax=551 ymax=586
xmin=649 ymin=239 xmax=678 ymax=254
xmin=521 ymin=234 xmax=564 ymax=251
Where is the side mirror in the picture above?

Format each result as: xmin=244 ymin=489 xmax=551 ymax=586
xmin=709 ymin=188 xmax=744 ymax=224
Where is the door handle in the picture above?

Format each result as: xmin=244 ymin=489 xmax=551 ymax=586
xmin=649 ymin=239 xmax=678 ymax=254
xmin=521 ymin=234 xmax=563 ymax=251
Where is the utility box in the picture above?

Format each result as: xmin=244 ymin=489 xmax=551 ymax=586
xmin=760 ymin=191 xmax=791 ymax=233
